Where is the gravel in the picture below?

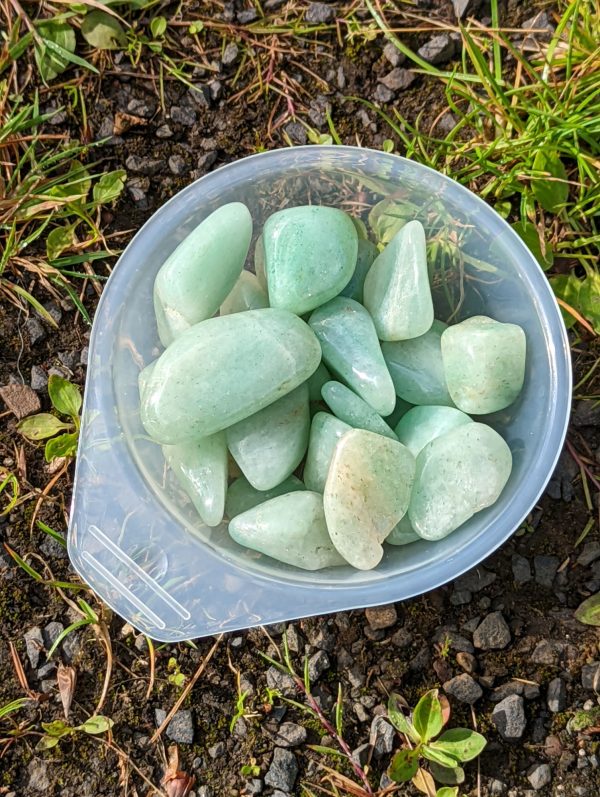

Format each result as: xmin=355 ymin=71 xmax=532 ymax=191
xmin=25 ymin=627 xmax=44 ymax=669
xmin=534 ymin=555 xmax=559 ymax=587
xmin=26 ymin=317 xmax=46 ymax=345
xmin=168 ymin=154 xmax=187 ymax=175
xmin=369 ymin=716 xmax=395 ymax=757
xmin=365 ymin=604 xmax=397 ymax=630
xmin=0 ymin=384 xmax=41 ymax=419
xmin=266 ymin=666 xmax=296 ymax=696
xmin=433 ymin=627 xmax=474 ymax=653
xmin=305 ymin=2 xmax=334 ymax=23
xmin=443 ymin=673 xmax=483 ymax=704
xmin=581 ymin=662 xmax=600 ymax=690
xmin=577 ymin=542 xmax=600 ymax=567
xmin=378 ymin=68 xmax=415 ymax=92
xmin=512 ymin=554 xmax=532 ymax=583
xmin=265 ymin=748 xmax=298 ymax=792
xmin=284 ymin=122 xmax=308 ymax=145
xmin=284 ymin=624 xmax=304 ymax=653
xmin=307 ymin=650 xmax=330 ymax=682
xmin=155 ymin=124 xmax=173 ymax=138
xmin=43 ymin=621 xmax=64 ymax=651
xmin=456 ymin=651 xmax=478 ymax=674
xmin=170 ymin=106 xmax=197 ymax=126
xmin=374 ymin=84 xmax=394 ymax=103
xmin=274 ymin=722 xmax=307 ymax=748
xmin=452 ymin=0 xmax=481 ymax=18
xmin=473 ymin=612 xmax=511 ymax=650
xmin=572 ymin=400 xmax=600 ymax=427
xmin=547 ymin=678 xmax=567 ymax=713
xmin=125 ymin=155 xmax=164 ymax=175
xmin=30 ymin=366 xmax=47 ymax=392
xmin=222 ymin=42 xmax=239 ymax=66
xmin=527 ymin=763 xmax=552 ymax=790
xmin=417 ymin=34 xmax=457 ymax=64
xmin=154 ymin=709 xmax=194 ymax=744
xmin=455 ymin=565 xmax=496 ymax=593
xmin=492 ymin=694 xmax=526 ymax=740
xmin=27 ymin=759 xmax=50 ymax=791
xmin=383 ymin=42 xmax=404 ymax=66
xmin=490 ymin=681 xmax=524 ymax=703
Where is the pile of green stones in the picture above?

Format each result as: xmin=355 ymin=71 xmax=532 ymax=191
xmin=139 ymin=202 xmax=526 ymax=572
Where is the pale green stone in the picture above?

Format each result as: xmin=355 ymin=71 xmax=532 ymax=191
xmin=441 ymin=316 xmax=527 ymax=414
xmin=363 ymin=219 xmax=434 ymax=341
xmin=381 ymin=320 xmax=455 ymax=406
xmin=386 ymin=514 xmax=420 ymax=546
xmin=307 ymin=362 xmax=332 ymax=402
xmin=321 ymin=381 xmax=398 ymax=440
xmin=309 ymin=297 xmax=396 ymax=416
xmin=254 ymin=234 xmax=267 ymax=290
xmin=138 ymin=361 xmax=156 ymax=403
xmin=264 ymin=206 xmax=358 ymax=315
xmin=324 ymin=429 xmax=416 ymax=570
xmin=409 ymin=422 xmax=512 ymax=541
xmin=226 ymin=384 xmax=310 ymax=491
xmin=395 ymin=405 xmax=472 ymax=457
xmin=163 ymin=433 xmax=228 ymax=527
xmin=220 ymin=270 xmax=268 ymax=315
xmin=229 ymin=491 xmax=346 ymax=570
xmin=225 ymin=475 xmax=304 ymax=518
xmin=141 ymin=308 xmax=321 ymax=444
xmin=340 ymin=239 xmax=378 ymax=302
xmin=384 ymin=398 xmax=413 ymax=428
xmin=153 ymin=202 xmax=252 ymax=346
xmin=304 ymin=412 xmax=352 ymax=493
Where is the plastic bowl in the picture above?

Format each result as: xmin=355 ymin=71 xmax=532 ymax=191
xmin=67 ymin=146 xmax=571 ymax=642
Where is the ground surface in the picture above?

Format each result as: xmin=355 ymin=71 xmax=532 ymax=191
xmin=1 ymin=1 xmax=600 ymax=796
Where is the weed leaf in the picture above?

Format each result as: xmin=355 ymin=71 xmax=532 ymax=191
xmin=512 ymin=220 xmax=554 ymax=271
xmin=531 ymin=149 xmax=569 ymax=212
xmin=18 ymin=413 xmax=72 ymax=440
xmin=388 ymin=693 xmax=421 ymax=743
xmin=429 ymin=762 xmax=465 ymax=785
xmin=413 ymin=689 xmax=443 ymax=742
xmin=82 ymin=10 xmax=127 ymax=49
xmin=45 ymin=431 xmax=79 ymax=462
xmin=46 ymin=223 xmax=78 ymax=261
xmin=93 ymin=169 xmax=127 ymax=204
xmin=575 ymin=593 xmax=600 ymax=626
xmin=412 ymin=766 xmax=437 ymax=796
xmin=48 ymin=375 xmax=82 ymax=418
xmin=434 ymin=728 xmax=487 ymax=762
xmin=422 ymin=744 xmax=459 ymax=768
xmin=77 ymin=715 xmax=114 ymax=735
xmin=34 ymin=22 xmax=75 ymax=82
xmin=436 ymin=788 xmax=459 ymax=797
xmin=389 ymin=748 xmax=419 ymax=782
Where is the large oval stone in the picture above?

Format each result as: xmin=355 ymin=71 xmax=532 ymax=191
xmin=163 ymin=432 xmax=228 ymax=527
xmin=395 ymin=405 xmax=472 ymax=457
xmin=381 ymin=320 xmax=455 ymax=406
xmin=264 ymin=206 xmax=358 ymax=315
xmin=225 ymin=475 xmax=304 ymax=519
xmin=221 ymin=270 xmax=268 ymax=315
xmin=441 ymin=316 xmax=527 ymax=414
xmin=153 ymin=202 xmax=252 ymax=346
xmin=229 ymin=491 xmax=346 ymax=570
xmin=141 ymin=309 xmax=321 ymax=443
xmin=309 ymin=297 xmax=396 ymax=416
xmin=340 ymin=239 xmax=378 ymax=302
xmin=226 ymin=384 xmax=310 ymax=491
xmin=304 ymin=412 xmax=352 ymax=493
xmin=409 ymin=422 xmax=512 ymax=540
xmin=321 ymin=381 xmax=398 ymax=440
xmin=363 ymin=219 xmax=433 ymax=341
xmin=324 ymin=429 xmax=416 ymax=570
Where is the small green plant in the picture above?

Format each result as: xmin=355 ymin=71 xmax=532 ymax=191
xmin=0 ymin=468 xmax=19 ymax=515
xmin=230 ymin=688 xmax=250 ymax=732
xmin=167 ymin=656 xmax=187 ymax=688
xmin=36 ymin=714 xmax=114 ymax=750
xmin=18 ymin=374 xmax=81 ymax=461
xmin=387 ymin=690 xmax=486 ymax=796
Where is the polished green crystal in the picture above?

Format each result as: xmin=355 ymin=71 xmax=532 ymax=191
xmin=441 ymin=315 xmax=527 ymax=414
xmin=303 ymin=412 xmax=352 ymax=493
xmin=254 ymin=234 xmax=267 ymax=290
xmin=363 ymin=219 xmax=433 ymax=341
xmin=395 ymin=405 xmax=472 ymax=457
xmin=409 ymin=422 xmax=512 ymax=540
xmin=386 ymin=514 xmax=420 ymax=546
xmin=321 ymin=381 xmax=398 ymax=440
xmin=138 ymin=361 xmax=156 ymax=403
xmin=229 ymin=491 xmax=346 ymax=570
xmin=226 ymin=384 xmax=310 ymax=491
xmin=264 ymin=206 xmax=358 ymax=315
xmin=324 ymin=429 xmax=416 ymax=570
xmin=384 ymin=397 xmax=413 ymax=428
xmin=225 ymin=475 xmax=304 ymax=518
xmin=163 ymin=432 xmax=228 ymax=527
xmin=340 ymin=239 xmax=378 ymax=302
xmin=307 ymin=362 xmax=332 ymax=402
xmin=153 ymin=202 xmax=252 ymax=346
xmin=309 ymin=297 xmax=396 ymax=416
xmin=381 ymin=320 xmax=455 ymax=406
xmin=221 ymin=270 xmax=268 ymax=315
xmin=141 ymin=308 xmax=321 ymax=444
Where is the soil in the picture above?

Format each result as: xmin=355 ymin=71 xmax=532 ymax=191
xmin=1 ymin=2 xmax=599 ymax=796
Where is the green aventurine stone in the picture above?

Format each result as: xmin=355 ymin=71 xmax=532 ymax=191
xmin=229 ymin=491 xmax=346 ymax=570
xmin=307 ymin=362 xmax=332 ymax=402
xmin=163 ymin=433 xmax=228 ymax=527
xmin=381 ymin=320 xmax=455 ymax=407
xmin=386 ymin=514 xmax=420 ymax=546
xmin=264 ymin=206 xmax=358 ymax=316
xmin=324 ymin=429 xmax=416 ymax=570
xmin=309 ymin=297 xmax=396 ymax=416
xmin=138 ymin=361 xmax=156 ymax=402
xmin=220 ymin=270 xmax=268 ymax=315
xmin=225 ymin=475 xmax=304 ymax=519
xmin=254 ymin=235 xmax=267 ymax=290
xmin=363 ymin=219 xmax=434 ymax=341
xmin=321 ymin=381 xmax=398 ymax=440
xmin=141 ymin=309 xmax=321 ymax=444
xmin=340 ymin=239 xmax=378 ymax=302
xmin=384 ymin=397 xmax=413 ymax=428
xmin=153 ymin=202 xmax=252 ymax=346
xmin=409 ymin=422 xmax=512 ymax=541
xmin=226 ymin=384 xmax=310 ymax=491
xmin=441 ymin=316 xmax=527 ymax=414
xmin=395 ymin=405 xmax=472 ymax=457
xmin=304 ymin=412 xmax=352 ymax=493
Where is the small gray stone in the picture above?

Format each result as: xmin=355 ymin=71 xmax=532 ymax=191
xmin=490 ymin=682 xmax=524 ymax=703
xmin=473 ymin=612 xmax=511 ymax=650
xmin=222 ymin=42 xmax=239 ymax=66
xmin=25 ymin=627 xmax=44 ymax=669
xmin=125 ymin=155 xmax=163 ymax=175
xmin=308 ymin=650 xmax=330 ymax=682
xmin=127 ymin=98 xmax=154 ymax=118
xmin=521 ymin=11 xmax=555 ymax=34
xmin=30 ymin=365 xmax=47 ymax=392
xmin=547 ymin=678 xmax=566 ymax=713
xmin=284 ymin=624 xmax=303 ymax=654
xmin=275 ymin=722 xmax=307 ymax=748
xmin=391 ymin=628 xmax=413 ymax=648
xmin=578 ymin=542 xmax=600 ymax=567
xmin=26 ymin=318 xmax=46 ymax=345
xmin=379 ymin=68 xmax=415 ymax=92
xmin=207 ymin=742 xmax=225 ymax=759
xmin=365 ymin=604 xmax=397 ymax=630
xmin=197 ymin=787 xmax=214 ymax=797
xmin=245 ymin=779 xmax=263 ymax=795
xmin=433 ymin=627 xmax=474 ymax=654
xmin=489 ymin=779 xmax=507 ymax=795
xmin=534 ymin=555 xmax=559 ymax=587
xmin=451 ymin=589 xmax=472 ymax=606
xmin=417 ymin=34 xmax=456 ymax=65
xmin=369 ymin=716 xmax=395 ymax=757
xmin=154 ymin=709 xmax=194 ymax=744
xmin=40 ymin=301 xmax=62 ymax=325
xmin=197 ymin=152 xmax=217 ymax=171
xmin=354 ymin=702 xmax=369 ymax=722
xmin=374 ymin=84 xmax=393 ymax=103
xmin=492 ymin=694 xmax=526 ymax=740
xmin=266 ymin=666 xmax=297 ymax=696
xmin=512 ymin=553 xmax=532 ymax=583
xmin=168 ymin=155 xmax=187 ymax=175
xmin=284 ymin=122 xmax=307 ymax=145
xmin=238 ymin=9 xmax=258 ymax=24
xmin=209 ymin=80 xmax=222 ymax=101
xmin=156 ymin=124 xmax=173 ymax=139
xmin=351 ymin=742 xmax=370 ymax=766
xmin=455 ymin=565 xmax=496 ymax=593
xmin=43 ymin=621 xmax=64 ymax=651
xmin=452 ymin=0 xmax=480 ymax=18
xmin=27 ymin=759 xmax=50 ymax=791
xmin=171 ymin=106 xmax=197 ymax=126
xmin=531 ymin=639 xmax=561 ymax=665
xmin=265 ymin=748 xmax=298 ymax=792
xmin=443 ymin=673 xmax=483 ymax=704
xmin=79 ymin=346 xmax=89 ymax=366
xmin=383 ymin=41 xmax=404 ymax=67
xmin=572 ymin=400 xmax=600 ymax=428
xmin=36 ymin=662 xmax=56 ymax=680
xmin=527 ymin=763 xmax=551 ymax=790
xmin=305 ymin=2 xmax=334 ymax=23
xmin=581 ymin=662 xmax=600 ymax=690
xmin=523 ymin=683 xmax=540 ymax=700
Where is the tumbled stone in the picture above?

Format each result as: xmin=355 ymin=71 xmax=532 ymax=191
xmin=138 ymin=361 xmax=156 ymax=402
xmin=441 ymin=316 xmax=526 ymax=414
xmin=324 ymin=429 xmax=415 ymax=570
xmin=153 ymin=202 xmax=252 ymax=345
xmin=409 ymin=422 xmax=512 ymax=540
xmin=382 ymin=320 xmax=455 ymax=406
xmin=220 ymin=270 xmax=268 ymax=315
xmin=309 ymin=297 xmax=396 ymax=416
xmin=340 ymin=239 xmax=378 ymax=302
xmin=141 ymin=309 xmax=321 ymax=443
xmin=321 ymin=381 xmax=397 ymax=440
xmin=229 ymin=491 xmax=345 ymax=570
xmin=386 ymin=514 xmax=420 ymax=546
xmin=254 ymin=234 xmax=267 ymax=289
xmin=163 ymin=433 xmax=228 ymax=527
xmin=395 ymin=405 xmax=472 ymax=456
xmin=304 ymin=412 xmax=352 ymax=493
xmin=363 ymin=220 xmax=433 ymax=341
xmin=307 ymin=362 xmax=332 ymax=402
xmin=226 ymin=384 xmax=310 ymax=490
xmin=264 ymin=206 xmax=357 ymax=315
xmin=225 ymin=475 xmax=304 ymax=519
xmin=384 ymin=397 xmax=413 ymax=428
